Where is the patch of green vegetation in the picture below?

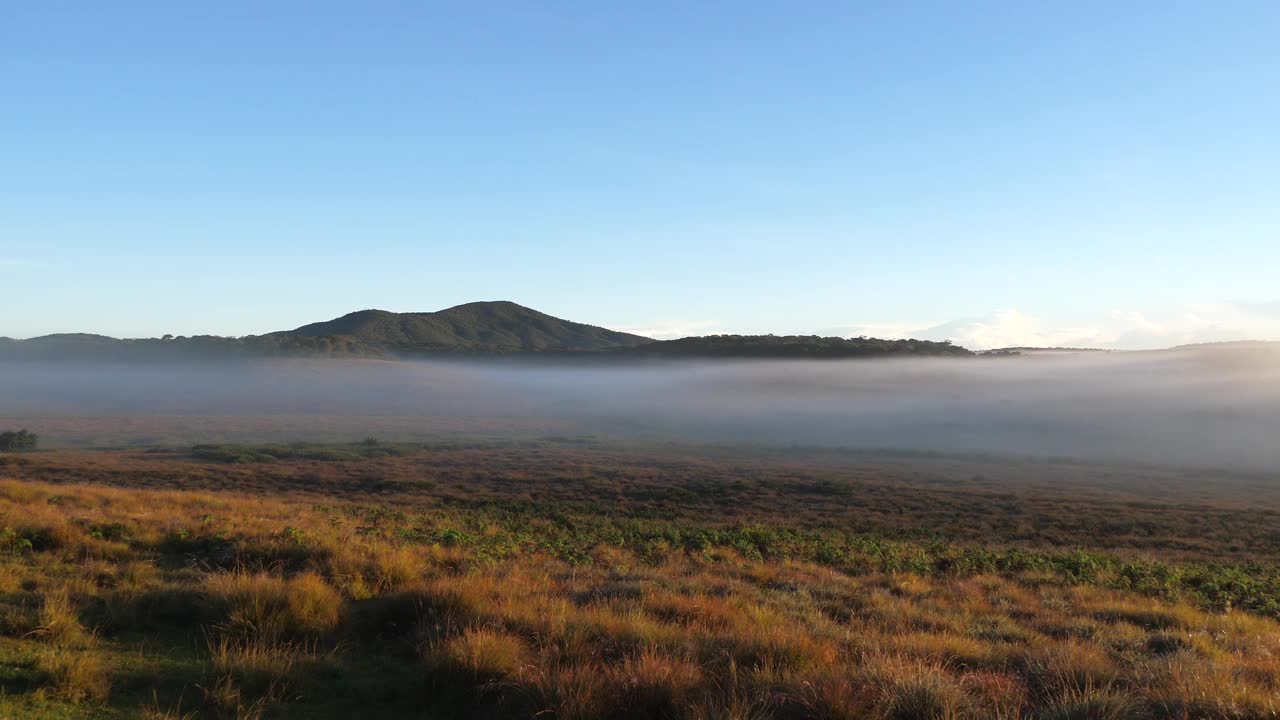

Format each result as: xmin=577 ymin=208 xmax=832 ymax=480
xmin=0 ymin=429 xmax=39 ymax=452
xmin=190 ymin=441 xmax=416 ymax=464
xmin=321 ymin=500 xmax=1280 ymax=618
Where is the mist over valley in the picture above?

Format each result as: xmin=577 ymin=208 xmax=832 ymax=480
xmin=5 ymin=340 xmax=1279 ymax=471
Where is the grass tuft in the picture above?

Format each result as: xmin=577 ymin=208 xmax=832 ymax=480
xmin=37 ymin=646 xmax=111 ymax=703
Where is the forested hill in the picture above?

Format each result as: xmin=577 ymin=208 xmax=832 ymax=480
xmin=1 ymin=303 xmax=977 ymax=361
xmin=615 ymin=334 xmax=974 ymax=359
xmin=272 ymin=301 xmax=653 ymax=353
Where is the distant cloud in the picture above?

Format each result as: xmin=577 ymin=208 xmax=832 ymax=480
xmin=836 ymin=304 xmax=1280 ymax=351
xmin=834 ymin=312 xmax=1102 ymax=349
xmin=828 ymin=322 xmax=926 ymax=340
xmin=619 ymin=320 xmax=725 ymax=340
xmin=923 ymin=311 xmax=1105 ymax=350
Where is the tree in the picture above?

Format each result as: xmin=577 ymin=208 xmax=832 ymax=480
xmin=0 ymin=429 xmax=38 ymax=452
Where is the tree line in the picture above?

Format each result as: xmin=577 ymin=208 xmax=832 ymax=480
xmin=0 ymin=429 xmax=38 ymax=452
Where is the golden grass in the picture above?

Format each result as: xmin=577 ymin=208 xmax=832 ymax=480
xmin=205 ymin=571 xmax=342 ymax=639
xmin=0 ymin=475 xmax=1276 ymax=718
xmin=30 ymin=586 xmax=91 ymax=647
xmin=438 ymin=627 xmax=528 ymax=679
xmin=37 ymin=646 xmax=112 ymax=703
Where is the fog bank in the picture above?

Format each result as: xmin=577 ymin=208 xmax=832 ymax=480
xmin=3 ymin=344 xmax=1280 ymax=470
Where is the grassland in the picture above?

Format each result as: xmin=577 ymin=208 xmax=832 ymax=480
xmin=0 ymin=441 xmax=1277 ymax=718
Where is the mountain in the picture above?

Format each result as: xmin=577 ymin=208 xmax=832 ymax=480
xmin=0 ymin=302 xmax=991 ymax=362
xmin=273 ymin=301 xmax=654 ymax=354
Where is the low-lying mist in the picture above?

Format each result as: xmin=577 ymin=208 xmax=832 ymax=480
xmin=4 ymin=344 xmax=1280 ymax=470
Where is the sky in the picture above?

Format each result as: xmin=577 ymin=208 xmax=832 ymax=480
xmin=3 ymin=2 xmax=1279 ymax=349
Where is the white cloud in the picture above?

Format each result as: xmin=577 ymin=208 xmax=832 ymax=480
xmin=822 ymin=322 xmax=924 ymax=339
xmin=835 ymin=304 xmax=1280 ymax=351
xmin=619 ymin=320 xmax=725 ymax=340
xmin=939 ymin=310 xmax=1105 ymax=350
xmin=838 ymin=312 xmax=1103 ymax=350
xmin=1109 ymin=310 xmax=1165 ymax=334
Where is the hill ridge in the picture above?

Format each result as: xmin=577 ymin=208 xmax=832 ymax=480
xmin=274 ymin=300 xmax=653 ymax=353
xmin=0 ymin=300 xmax=1062 ymax=361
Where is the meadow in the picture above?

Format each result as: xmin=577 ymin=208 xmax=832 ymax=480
xmin=0 ymin=440 xmax=1277 ymax=718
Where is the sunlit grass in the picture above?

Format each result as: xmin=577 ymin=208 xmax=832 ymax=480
xmin=0 ymin=469 xmax=1276 ymax=717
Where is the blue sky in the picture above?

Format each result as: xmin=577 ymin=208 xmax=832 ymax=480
xmin=3 ymin=2 xmax=1278 ymax=348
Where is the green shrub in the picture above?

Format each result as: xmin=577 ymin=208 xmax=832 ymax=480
xmin=0 ymin=429 xmax=38 ymax=452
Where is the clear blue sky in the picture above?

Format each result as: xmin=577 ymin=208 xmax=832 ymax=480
xmin=3 ymin=2 xmax=1278 ymax=348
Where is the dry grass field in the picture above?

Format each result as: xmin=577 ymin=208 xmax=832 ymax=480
xmin=0 ymin=440 xmax=1277 ymax=718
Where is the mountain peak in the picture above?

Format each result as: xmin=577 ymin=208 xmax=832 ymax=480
xmin=276 ymin=301 xmax=652 ymax=354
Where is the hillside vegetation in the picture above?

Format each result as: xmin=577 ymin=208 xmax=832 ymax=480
xmin=618 ymin=334 xmax=972 ymax=358
xmin=0 ymin=301 xmax=978 ymax=361
xmin=275 ymin=301 xmax=653 ymax=353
